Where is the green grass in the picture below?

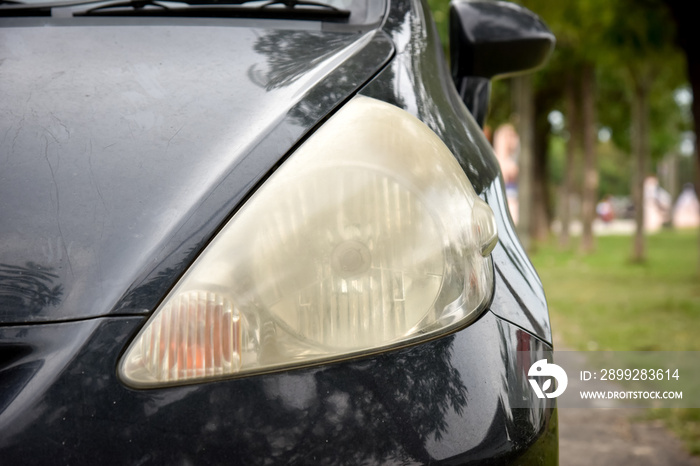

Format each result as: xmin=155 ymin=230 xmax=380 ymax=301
xmin=530 ymin=229 xmax=700 ymax=454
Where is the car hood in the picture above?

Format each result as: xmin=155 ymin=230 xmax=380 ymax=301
xmin=0 ymin=21 xmax=393 ymax=323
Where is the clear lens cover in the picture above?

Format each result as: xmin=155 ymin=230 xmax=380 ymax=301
xmin=120 ymin=96 xmax=497 ymax=388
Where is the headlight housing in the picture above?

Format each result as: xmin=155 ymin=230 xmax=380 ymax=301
xmin=119 ymin=96 xmax=497 ymax=388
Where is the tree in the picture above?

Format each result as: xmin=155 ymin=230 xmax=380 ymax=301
xmin=603 ymin=0 xmax=684 ymax=262
xmin=580 ymin=64 xmax=598 ymax=253
xmin=560 ymin=69 xmax=580 ymax=248
xmin=521 ymin=0 xmax=684 ymax=260
xmin=532 ymin=75 xmax=560 ymax=242
xmin=517 ymin=0 xmax=612 ymax=252
xmin=665 ymin=0 xmax=700 ymax=269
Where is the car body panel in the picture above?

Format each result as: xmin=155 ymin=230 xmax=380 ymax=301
xmin=0 ymin=20 xmax=394 ymax=323
xmin=0 ymin=0 xmax=557 ymax=463
xmin=0 ymin=311 xmax=555 ymax=464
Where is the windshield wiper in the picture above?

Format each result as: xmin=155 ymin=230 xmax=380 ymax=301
xmin=0 ymin=0 xmax=350 ymax=20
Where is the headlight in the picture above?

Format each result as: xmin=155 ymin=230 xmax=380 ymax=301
xmin=119 ymin=96 xmax=497 ymax=388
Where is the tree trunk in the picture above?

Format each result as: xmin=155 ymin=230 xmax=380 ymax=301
xmin=580 ymin=65 xmax=598 ymax=253
xmin=533 ymin=90 xmax=552 ymax=242
xmin=665 ymin=0 xmax=700 ymax=269
xmin=631 ymin=79 xmax=650 ymax=262
xmin=560 ymin=73 xmax=579 ymax=248
xmin=513 ymin=74 xmax=535 ymax=252
xmin=687 ymin=62 xmax=700 ymax=271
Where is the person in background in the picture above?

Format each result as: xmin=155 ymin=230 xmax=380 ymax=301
xmin=673 ymin=183 xmax=700 ymax=229
xmin=644 ymin=176 xmax=672 ymax=232
xmin=493 ymin=123 xmax=519 ymax=224
xmin=596 ymin=195 xmax=615 ymax=223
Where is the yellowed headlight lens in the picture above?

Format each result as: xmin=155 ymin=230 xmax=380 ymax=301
xmin=119 ymin=96 xmax=497 ymax=388
xmin=252 ymin=167 xmax=444 ymax=350
xmin=128 ymin=291 xmax=242 ymax=383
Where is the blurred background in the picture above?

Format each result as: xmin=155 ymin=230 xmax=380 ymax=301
xmin=428 ymin=0 xmax=700 ymax=462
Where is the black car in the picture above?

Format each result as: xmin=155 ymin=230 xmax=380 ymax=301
xmin=1 ymin=0 xmax=557 ymax=463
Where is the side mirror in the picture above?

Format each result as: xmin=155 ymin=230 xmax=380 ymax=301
xmin=449 ymin=0 xmax=555 ymax=126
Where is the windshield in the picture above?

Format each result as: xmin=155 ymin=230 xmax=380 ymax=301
xmin=0 ymin=0 xmax=384 ymax=26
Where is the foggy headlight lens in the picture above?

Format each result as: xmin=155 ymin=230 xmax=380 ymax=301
xmin=120 ymin=96 xmax=497 ymax=388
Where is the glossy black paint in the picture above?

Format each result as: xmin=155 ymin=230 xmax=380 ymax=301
xmin=449 ymin=0 xmax=555 ymax=80
xmin=0 ymin=313 xmax=555 ymax=464
xmin=1 ymin=0 xmax=557 ymax=463
xmin=449 ymin=0 xmax=554 ymax=126
xmin=454 ymin=76 xmax=491 ymax=128
xmin=0 ymin=18 xmax=393 ymax=323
